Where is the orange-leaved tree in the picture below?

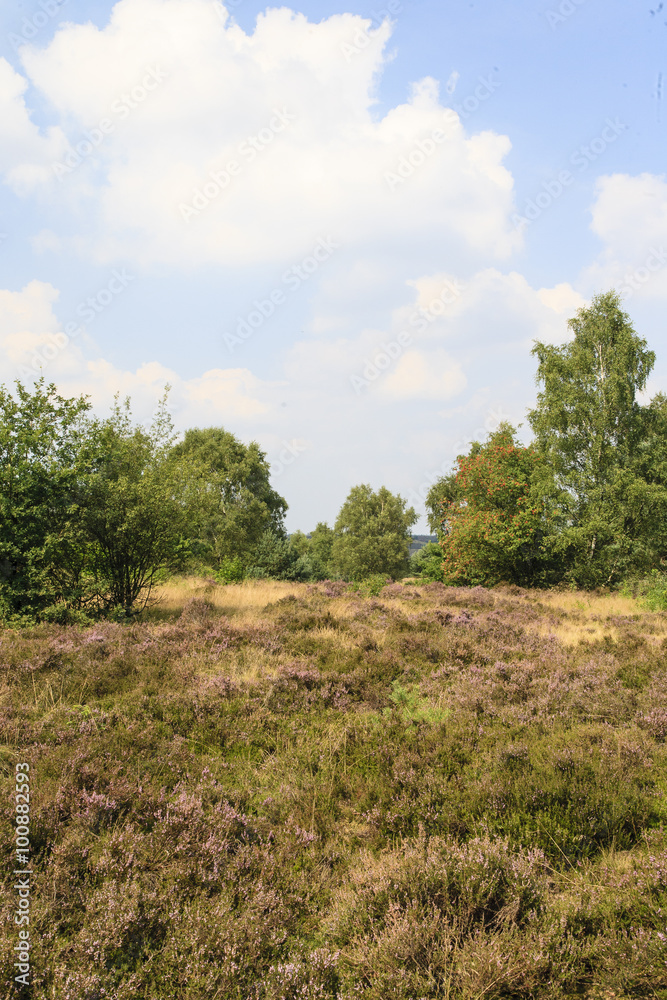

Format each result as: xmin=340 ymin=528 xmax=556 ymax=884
xmin=432 ymin=424 xmax=558 ymax=587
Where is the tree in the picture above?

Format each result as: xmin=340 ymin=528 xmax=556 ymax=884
xmin=432 ymin=424 xmax=557 ymax=587
xmin=409 ymin=542 xmax=445 ymax=582
xmin=78 ymin=393 xmax=203 ymax=616
xmin=289 ymin=530 xmax=311 ymax=558
xmin=528 ymin=290 xmax=666 ymax=586
xmin=0 ymin=379 xmax=91 ymax=621
xmin=281 ymin=524 xmax=336 ymax=581
xmin=332 ymin=485 xmax=417 ymax=581
xmin=169 ymin=428 xmax=287 ymax=568
xmin=246 ymin=529 xmax=309 ymax=581
xmin=308 ymin=522 xmax=335 ymax=579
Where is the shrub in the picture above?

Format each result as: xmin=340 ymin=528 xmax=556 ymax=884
xmin=215 ymin=556 xmax=246 ymax=584
xmin=409 ymin=541 xmax=445 ymax=582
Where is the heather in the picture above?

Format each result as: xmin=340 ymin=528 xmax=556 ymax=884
xmin=1 ymin=579 xmax=666 ymax=998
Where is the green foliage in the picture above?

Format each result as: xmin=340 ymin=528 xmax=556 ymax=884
xmin=169 ymin=426 xmax=287 ymax=569
xmin=425 ymin=473 xmax=458 ymax=537
xmin=289 ymin=529 xmax=311 ymax=558
xmin=409 ymin=541 xmax=445 ymax=581
xmin=431 ymin=424 xmax=557 ymax=587
xmin=309 ymin=522 xmax=334 ymax=569
xmin=280 ymin=524 xmax=336 ymax=582
xmin=623 ymin=570 xmax=667 ymax=611
xmin=299 ymin=522 xmax=336 ymax=580
xmin=332 ymin=484 xmax=417 ymax=581
xmin=0 ymin=379 xmax=91 ymax=622
xmin=529 ymin=289 xmax=667 ymax=587
xmin=215 ymin=556 xmax=246 ymax=584
xmin=347 ymin=573 xmax=391 ymax=597
xmin=247 ymin=529 xmax=310 ymax=581
xmin=0 ymin=383 xmax=219 ymax=621
xmin=77 ymin=392 xmax=203 ymax=615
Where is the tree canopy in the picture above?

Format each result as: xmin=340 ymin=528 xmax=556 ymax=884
xmin=169 ymin=427 xmax=287 ymax=568
xmin=528 ymin=290 xmax=667 ymax=586
xmin=0 ymin=380 xmax=90 ymax=621
xmin=428 ymin=424 xmax=557 ymax=587
xmin=332 ymin=484 xmax=417 ymax=581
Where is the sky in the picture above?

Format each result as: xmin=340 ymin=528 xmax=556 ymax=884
xmin=0 ymin=0 xmax=665 ymax=532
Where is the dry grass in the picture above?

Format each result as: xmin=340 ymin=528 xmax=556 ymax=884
xmin=533 ymin=591 xmax=640 ymax=617
xmin=152 ymin=576 xmax=667 ymax=649
xmin=526 ymin=589 xmax=667 ymax=646
xmin=150 ymin=575 xmax=302 ymax=620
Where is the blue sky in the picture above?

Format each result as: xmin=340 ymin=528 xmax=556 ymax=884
xmin=0 ymin=0 xmax=665 ymax=531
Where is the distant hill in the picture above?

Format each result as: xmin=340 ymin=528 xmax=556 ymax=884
xmin=288 ymin=532 xmax=438 ymax=557
xmin=409 ymin=534 xmax=438 ymax=555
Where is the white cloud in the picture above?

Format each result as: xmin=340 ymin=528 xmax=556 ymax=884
xmin=380 ymin=349 xmax=467 ymax=400
xmin=284 ymin=265 xmax=582 ymax=407
xmin=0 ymin=280 xmax=274 ymax=424
xmin=0 ymin=58 xmax=67 ymax=192
xmin=5 ymin=0 xmax=518 ymax=269
xmin=583 ymin=173 xmax=667 ymax=301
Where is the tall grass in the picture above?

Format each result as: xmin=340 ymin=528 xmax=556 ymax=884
xmin=1 ymin=579 xmax=666 ymax=998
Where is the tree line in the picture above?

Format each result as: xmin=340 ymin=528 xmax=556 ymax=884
xmin=1 ymin=290 xmax=665 ymax=622
xmin=0 ymin=382 xmax=417 ymax=622
xmin=426 ymin=290 xmax=667 ymax=589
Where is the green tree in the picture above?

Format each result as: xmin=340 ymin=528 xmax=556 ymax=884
xmin=432 ymin=424 xmax=557 ymax=587
xmin=425 ymin=470 xmax=461 ymax=538
xmin=169 ymin=428 xmax=287 ymax=568
xmin=0 ymin=379 xmax=91 ymax=622
xmin=332 ymin=485 xmax=417 ymax=581
xmin=308 ymin=522 xmax=335 ymax=579
xmin=528 ymin=290 xmax=666 ymax=586
xmin=78 ymin=394 xmax=203 ymax=616
xmin=409 ymin=541 xmax=445 ymax=582
xmin=289 ymin=530 xmax=311 ymax=558
xmin=246 ymin=529 xmax=309 ymax=581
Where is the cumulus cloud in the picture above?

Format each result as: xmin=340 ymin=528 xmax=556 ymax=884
xmin=582 ymin=173 xmax=667 ymax=301
xmin=284 ymin=265 xmax=582 ymax=407
xmin=7 ymin=1 xmax=662 ymax=532
xmin=380 ymin=349 xmax=467 ymax=401
xmin=4 ymin=0 xmax=518 ymax=268
xmin=0 ymin=280 xmax=274 ymax=423
xmin=0 ymin=58 xmax=67 ymax=192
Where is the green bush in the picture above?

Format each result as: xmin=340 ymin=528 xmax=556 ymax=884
xmin=347 ymin=573 xmax=392 ymax=597
xmin=215 ymin=556 xmax=246 ymax=584
xmin=409 ymin=541 xmax=444 ymax=581
xmin=625 ymin=570 xmax=667 ymax=611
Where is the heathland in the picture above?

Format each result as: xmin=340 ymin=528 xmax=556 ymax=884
xmin=1 ymin=577 xmax=666 ymax=998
